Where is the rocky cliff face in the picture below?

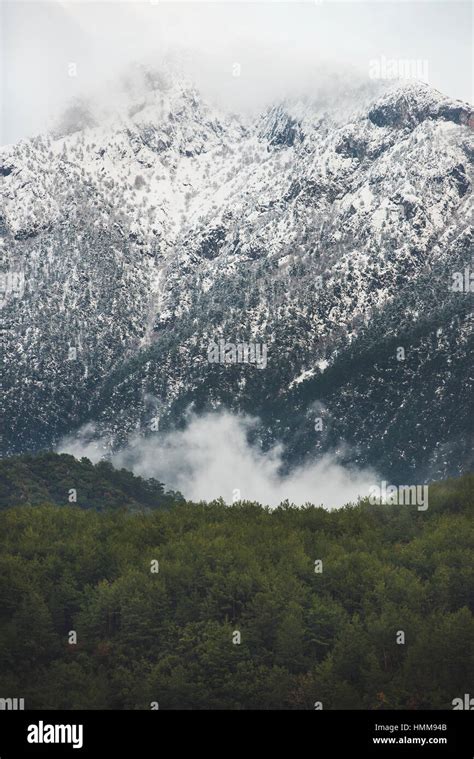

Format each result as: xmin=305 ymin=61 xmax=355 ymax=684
xmin=1 ymin=71 xmax=473 ymax=482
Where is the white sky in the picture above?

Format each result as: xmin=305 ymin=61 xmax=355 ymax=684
xmin=1 ymin=0 xmax=472 ymax=144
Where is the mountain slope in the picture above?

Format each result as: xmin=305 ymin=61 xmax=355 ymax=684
xmin=1 ymin=71 xmax=473 ymax=482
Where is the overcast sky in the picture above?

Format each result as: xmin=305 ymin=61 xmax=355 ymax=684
xmin=1 ymin=0 xmax=472 ymax=145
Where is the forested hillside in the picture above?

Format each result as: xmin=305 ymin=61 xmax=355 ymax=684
xmin=0 ymin=452 xmax=182 ymax=511
xmin=0 ymin=462 xmax=472 ymax=709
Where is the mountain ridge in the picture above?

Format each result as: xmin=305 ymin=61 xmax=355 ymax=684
xmin=1 ymin=71 xmax=473 ymax=484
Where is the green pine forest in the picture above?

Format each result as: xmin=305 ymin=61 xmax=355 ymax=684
xmin=0 ymin=453 xmax=472 ymax=709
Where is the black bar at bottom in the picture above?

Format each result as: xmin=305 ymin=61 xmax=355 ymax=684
xmin=0 ymin=710 xmax=472 ymax=757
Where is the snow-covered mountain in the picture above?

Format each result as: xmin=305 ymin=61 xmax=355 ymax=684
xmin=1 ymin=69 xmax=473 ymax=483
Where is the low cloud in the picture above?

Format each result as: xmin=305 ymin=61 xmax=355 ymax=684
xmin=58 ymin=411 xmax=376 ymax=509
